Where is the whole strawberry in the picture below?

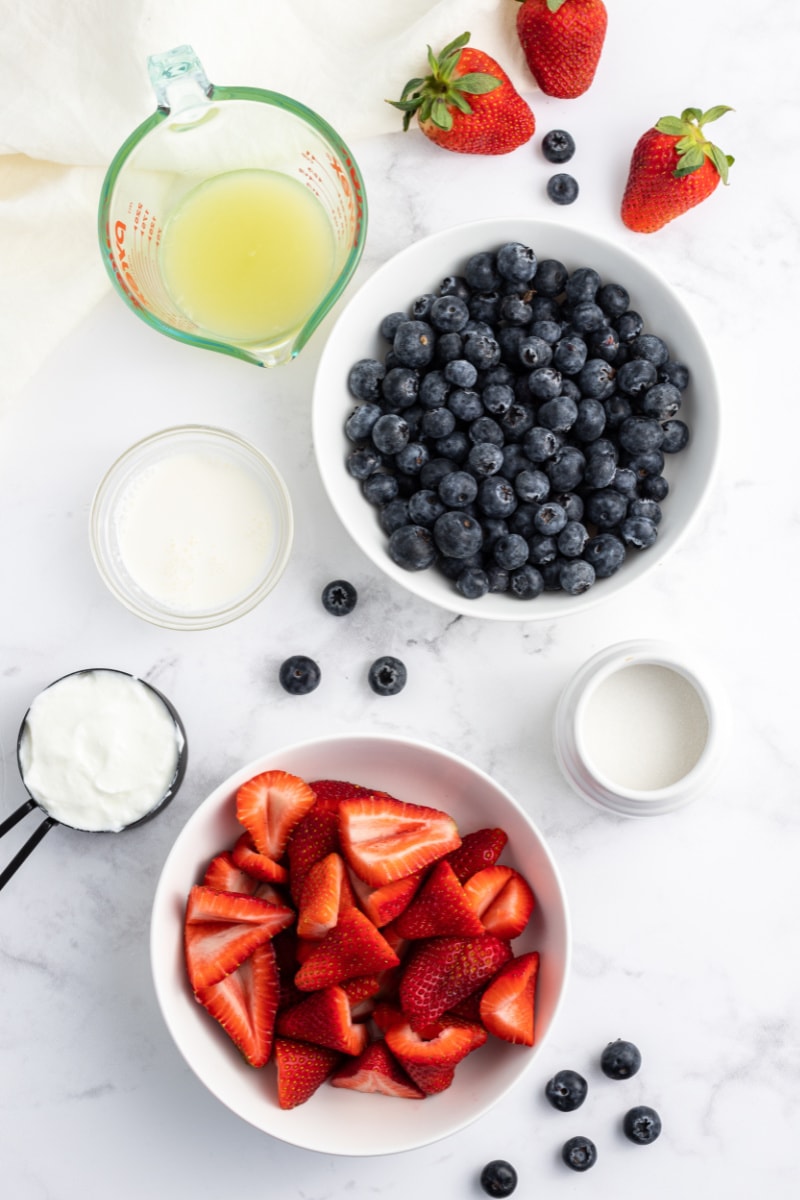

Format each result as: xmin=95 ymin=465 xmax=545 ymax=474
xmin=516 ymin=0 xmax=607 ymax=99
xmin=388 ymin=31 xmax=535 ymax=155
xmin=621 ymin=106 xmax=734 ymax=233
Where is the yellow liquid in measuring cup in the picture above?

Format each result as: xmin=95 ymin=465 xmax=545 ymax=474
xmin=159 ymin=169 xmax=336 ymax=344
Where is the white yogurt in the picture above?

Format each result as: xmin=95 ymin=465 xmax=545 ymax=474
xmin=580 ymin=662 xmax=709 ymax=791
xmin=115 ymin=450 xmax=274 ymax=612
xmin=18 ymin=671 xmax=182 ymax=832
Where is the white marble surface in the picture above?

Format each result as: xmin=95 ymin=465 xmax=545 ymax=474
xmin=2 ymin=3 xmax=800 ymax=1196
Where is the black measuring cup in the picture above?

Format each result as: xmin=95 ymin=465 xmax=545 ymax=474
xmin=0 ymin=668 xmax=187 ymax=892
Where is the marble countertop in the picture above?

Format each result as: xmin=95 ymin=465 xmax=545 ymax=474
xmin=2 ymin=4 xmax=799 ymax=1196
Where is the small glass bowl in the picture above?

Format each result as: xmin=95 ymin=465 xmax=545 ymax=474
xmin=90 ymin=425 xmax=293 ymax=630
xmin=553 ymin=639 xmax=727 ymax=817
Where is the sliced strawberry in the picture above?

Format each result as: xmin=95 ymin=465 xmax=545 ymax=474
xmin=231 ymin=832 xmax=288 ymax=884
xmin=341 ymin=974 xmax=382 ymax=1005
xmin=286 ymin=806 xmax=341 ymax=904
xmin=347 ymin=866 xmax=425 ymax=927
xmin=463 ymin=865 xmax=536 ymax=939
xmin=276 ymin=985 xmax=370 ymax=1056
xmin=236 ymin=769 xmax=316 ymax=860
xmin=297 ymin=852 xmax=355 ymax=940
xmin=308 ymin=778 xmax=385 ymax=812
xmin=444 ymin=826 xmax=509 ymax=882
xmin=399 ymin=934 xmax=513 ymax=1030
xmin=446 ymin=988 xmax=486 ymax=1023
xmin=393 ymin=859 xmax=485 ymax=939
xmin=183 ymin=886 xmax=294 ymax=992
xmin=203 ymin=851 xmax=286 ymax=903
xmin=331 ymin=1040 xmax=425 ymax=1099
xmin=479 ymin=951 xmax=540 ymax=1046
xmin=384 ymin=1015 xmax=476 ymax=1095
xmin=294 ymin=907 xmax=400 ymax=992
xmin=194 ymin=940 xmax=278 ymax=1067
xmin=339 ymin=795 xmax=461 ymax=886
xmin=273 ymin=1037 xmax=342 ymax=1109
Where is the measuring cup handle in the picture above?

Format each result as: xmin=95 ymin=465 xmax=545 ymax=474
xmin=0 ymin=811 xmax=57 ymax=892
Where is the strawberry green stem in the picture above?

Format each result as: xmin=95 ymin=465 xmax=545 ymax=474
xmin=655 ymin=105 xmax=735 ymax=183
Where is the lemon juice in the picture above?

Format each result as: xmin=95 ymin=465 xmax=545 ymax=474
xmin=159 ymin=169 xmax=336 ymax=344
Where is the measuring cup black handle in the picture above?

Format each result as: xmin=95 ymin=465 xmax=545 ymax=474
xmin=0 ymin=799 xmax=58 ymax=891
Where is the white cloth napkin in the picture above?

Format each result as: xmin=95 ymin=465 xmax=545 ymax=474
xmin=0 ymin=0 xmax=532 ymax=413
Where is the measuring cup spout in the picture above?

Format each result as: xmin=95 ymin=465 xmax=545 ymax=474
xmin=147 ymin=45 xmax=212 ymax=117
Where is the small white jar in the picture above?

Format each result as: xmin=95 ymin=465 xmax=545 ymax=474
xmin=554 ymin=639 xmax=727 ymax=817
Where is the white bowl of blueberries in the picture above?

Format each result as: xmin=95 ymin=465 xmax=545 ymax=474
xmin=313 ymin=218 xmax=720 ymax=619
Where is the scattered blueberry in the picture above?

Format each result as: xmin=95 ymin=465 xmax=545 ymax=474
xmin=623 ymin=1105 xmax=662 ymax=1145
xmin=480 ymin=1159 xmax=518 ymax=1197
xmin=545 ymin=1069 xmax=588 ymax=1112
xmin=368 ymin=655 xmax=407 ymax=697
xmin=547 ymin=173 xmax=579 ymax=205
xmin=600 ymin=1039 xmax=642 ymax=1080
xmin=321 ymin=579 xmax=357 ymax=616
xmin=562 ymin=1135 xmax=597 ymax=1172
xmin=279 ymin=655 xmax=321 ymax=696
xmin=542 ymin=128 xmax=576 ymax=164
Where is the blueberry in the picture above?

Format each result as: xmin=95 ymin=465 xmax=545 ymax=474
xmin=582 ymin=447 xmax=617 ymax=490
xmin=618 ymin=416 xmax=665 ymax=455
xmin=438 ymin=470 xmax=479 ymax=508
xmin=439 ymin=274 xmax=470 ymax=300
xmin=362 ymin=472 xmax=398 ymax=506
xmin=620 ymin=515 xmax=659 ymax=549
xmin=469 ymin=415 xmax=505 ymax=446
xmin=562 ymin=1136 xmax=597 ymax=1172
xmin=569 ymin=301 xmax=606 ymax=334
xmin=547 ymin=445 xmax=586 ymax=492
xmin=348 ymin=358 xmax=385 ymax=401
xmin=623 ymin=1105 xmax=662 ymax=1145
xmin=480 ymin=1159 xmax=518 ymax=1197
xmin=641 ymin=473 xmax=669 ymax=501
xmin=545 ymin=1068 xmax=588 ymax=1112
xmin=641 ymin=381 xmax=682 ymax=420
xmin=378 ymin=498 xmax=410 ymax=535
xmin=499 ymin=402 xmax=535 ymax=442
xmin=510 ymin=563 xmax=544 ymax=599
xmin=379 ymin=312 xmax=406 ymax=341
xmin=321 ymin=579 xmax=357 ymax=616
xmin=371 ymin=412 xmax=410 ymax=455
xmin=553 ymin=335 xmax=588 ymax=375
xmin=600 ymin=1039 xmax=642 ymax=1080
xmin=487 ymin=564 xmax=510 ymax=593
xmin=279 ymin=655 xmax=321 ymax=696
xmin=527 ymin=533 xmax=558 ymax=565
xmin=418 ymin=369 xmax=449 ymax=408
xmin=577 ymin=358 xmax=616 ymax=400
xmin=659 ymin=359 xmax=690 ymax=390
xmin=493 ymin=533 xmax=530 ymax=570
xmin=394 ymin=441 xmax=429 ymax=476
xmin=661 ymin=418 xmax=690 ymax=453
xmin=533 ymin=501 xmax=567 ymax=536
xmin=393 ymin=320 xmax=435 ymax=369
xmin=528 ymin=366 xmax=563 ymax=401
xmin=456 ymin=565 xmax=490 ymax=599
xmin=407 ymin=489 xmax=446 ymax=527
xmin=465 ymin=251 xmax=501 ymax=292
xmin=566 ymin=268 xmax=600 ymax=306
xmin=381 ymin=366 xmax=419 ymax=408
xmin=346 ymin=446 xmax=382 ymax=480
xmin=469 ymin=291 xmax=501 ymax=325
xmin=429 ymin=293 xmax=470 ymax=333
xmin=468 ymin=442 xmax=505 ymax=477
xmin=542 ymin=129 xmax=576 ymax=164
xmin=410 ymin=293 xmax=436 ymax=320
xmin=448 ymin=388 xmax=484 ymax=422
xmin=557 ymin=520 xmax=589 ymax=557
xmin=478 ymin=476 xmax=518 ymax=518
xmin=433 ymin=510 xmax=483 ymax=558
xmin=584 ymin=532 xmax=626 ymax=577
xmin=368 ymin=655 xmax=407 ymax=696
xmin=547 ymin=172 xmax=579 ymax=204
xmin=597 ymin=282 xmax=630 ymax=317
xmin=463 ymin=330 xmax=501 ymax=369
xmin=538 ymin=396 xmax=578 ymax=433
xmin=515 ymin=468 xmax=550 ymax=504
xmin=345 ymin=403 xmax=381 ymax=442
xmin=604 ymin=393 xmax=633 ymax=428
xmin=617 ymin=357 xmax=658 ymax=397
xmin=434 ymin=331 xmax=464 ymax=366
xmin=630 ymin=333 xmax=670 ymax=366
xmin=482 ymin=382 xmax=515 ymax=416
xmin=611 ymin=466 xmax=638 ymax=498
xmin=572 ymin=398 xmax=606 ymax=442
xmin=500 ymin=294 xmax=533 ymax=326
xmin=588 ymin=324 xmax=620 ymax=362
xmin=533 ymin=259 xmax=568 ymax=296
xmin=387 ymin=524 xmax=437 ymax=571
xmin=524 ymin=425 xmax=560 ymax=463
xmin=435 ymin=430 xmax=470 ymax=463
xmin=616 ymin=310 xmax=644 ymax=342
xmin=559 ymin=558 xmax=595 ymax=594
xmin=421 ymin=406 xmax=456 ymax=439
xmin=585 ymin=488 xmax=628 ymax=529
xmin=444 ymin=357 xmax=478 ymax=388
xmin=497 ymin=241 xmax=537 ymax=284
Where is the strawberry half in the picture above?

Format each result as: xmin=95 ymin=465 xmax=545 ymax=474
xmin=384 ymin=1015 xmax=478 ymax=1095
xmin=308 ymin=779 xmax=383 ymax=811
xmin=286 ymin=806 xmax=341 ymax=903
xmin=331 ymin=1040 xmax=425 ymax=1099
xmin=444 ymin=827 xmax=509 ymax=882
xmin=399 ymin=934 xmax=513 ymax=1030
xmin=463 ymin=865 xmax=536 ymax=939
xmin=194 ymin=940 xmax=279 ymax=1067
xmin=183 ymin=885 xmax=295 ymax=991
xmin=231 ymin=832 xmax=288 ymax=884
xmin=236 ymin=769 xmax=316 ymax=860
xmin=273 ymin=1037 xmax=342 ymax=1109
xmin=296 ymin=852 xmax=355 ymax=940
xmin=294 ymin=906 xmax=400 ymax=991
xmin=479 ymin=951 xmax=540 ymax=1046
xmin=276 ymin=985 xmax=370 ymax=1056
xmin=348 ymin=867 xmax=424 ymax=927
xmin=393 ymin=859 xmax=485 ymax=939
xmin=339 ymin=794 xmax=461 ymax=887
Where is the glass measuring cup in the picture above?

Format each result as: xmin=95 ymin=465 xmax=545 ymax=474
xmin=0 ymin=669 xmax=187 ymax=892
xmin=98 ymin=46 xmax=367 ymax=367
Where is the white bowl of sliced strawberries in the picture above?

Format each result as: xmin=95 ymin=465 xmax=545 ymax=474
xmin=150 ymin=733 xmax=569 ymax=1155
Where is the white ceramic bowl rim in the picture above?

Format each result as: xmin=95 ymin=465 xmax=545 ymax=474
xmin=313 ymin=217 xmax=721 ymax=622
xmin=150 ymin=731 xmax=571 ymax=1155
